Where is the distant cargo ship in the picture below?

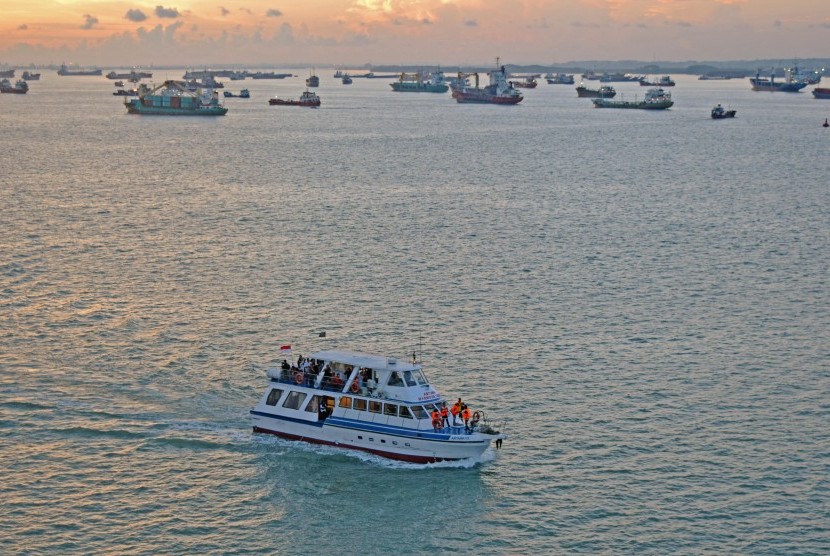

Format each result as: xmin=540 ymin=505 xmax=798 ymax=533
xmin=390 ymin=72 xmax=448 ymax=93
xmin=592 ymin=87 xmax=673 ymax=110
xmin=124 ymin=81 xmax=228 ymax=115
xmin=750 ymin=68 xmax=807 ymax=92
xmin=451 ymin=60 xmax=523 ymax=105
xmin=57 ymin=63 xmax=102 ymax=76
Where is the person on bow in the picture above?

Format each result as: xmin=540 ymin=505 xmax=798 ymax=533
xmin=450 ymin=398 xmax=462 ymax=426
xmin=431 ymin=408 xmax=442 ymax=432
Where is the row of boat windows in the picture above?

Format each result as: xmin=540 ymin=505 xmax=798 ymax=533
xmin=265 ymin=388 xmax=439 ymax=419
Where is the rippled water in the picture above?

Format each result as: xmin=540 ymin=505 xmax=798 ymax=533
xmin=2 ymin=73 xmax=829 ymax=554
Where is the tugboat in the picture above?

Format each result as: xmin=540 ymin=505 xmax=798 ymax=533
xmin=21 ymin=71 xmax=40 ymax=81
xmin=0 ymin=79 xmax=29 ymax=94
xmin=390 ymin=71 xmax=448 ymax=93
xmin=306 ymin=70 xmax=320 ymax=87
xmin=576 ymin=84 xmax=616 ymax=98
xmin=711 ymin=104 xmax=736 ymax=119
xmin=268 ymin=89 xmax=321 ymax=107
xmin=251 ymin=349 xmax=507 ymax=463
xmin=592 ymin=87 xmax=673 ymax=109
xmin=451 ymin=59 xmax=523 ymax=105
xmin=124 ymin=81 xmax=228 ymax=115
xmin=342 ymin=74 xmax=353 ymax=85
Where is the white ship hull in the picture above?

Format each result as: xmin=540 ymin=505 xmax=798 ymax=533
xmin=251 ymin=403 xmax=492 ymax=463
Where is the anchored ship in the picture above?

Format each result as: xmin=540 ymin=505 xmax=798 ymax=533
xmin=451 ymin=59 xmax=523 ymax=105
xmin=390 ymin=71 xmax=448 ymax=93
xmin=124 ymin=81 xmax=228 ymax=115
xmin=592 ymin=87 xmax=673 ymax=110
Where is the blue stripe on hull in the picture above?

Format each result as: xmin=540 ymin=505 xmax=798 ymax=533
xmin=252 ymin=426 xmax=454 ymax=464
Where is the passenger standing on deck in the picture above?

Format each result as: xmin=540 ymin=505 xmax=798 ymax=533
xmin=461 ymin=404 xmax=472 ymax=433
xmin=440 ymin=402 xmax=450 ymax=428
xmin=450 ymin=398 xmax=462 ymax=426
xmin=431 ymin=408 xmax=442 ymax=432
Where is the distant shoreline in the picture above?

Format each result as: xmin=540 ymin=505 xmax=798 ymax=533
xmin=3 ymin=58 xmax=827 ymax=77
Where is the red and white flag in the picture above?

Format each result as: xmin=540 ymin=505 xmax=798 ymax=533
xmin=280 ymin=344 xmax=292 ymax=355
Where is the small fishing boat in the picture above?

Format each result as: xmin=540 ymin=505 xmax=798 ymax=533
xmin=342 ymin=74 xmax=353 ymax=85
xmin=21 ymin=71 xmax=40 ymax=81
xmin=268 ymin=89 xmax=321 ymax=107
xmin=576 ymin=84 xmax=616 ymax=98
xmin=251 ymin=349 xmax=507 ymax=463
xmin=0 ymin=78 xmax=28 ymax=94
xmin=592 ymin=87 xmax=673 ymax=109
xmin=711 ymin=104 xmax=736 ymax=119
xmin=306 ymin=70 xmax=319 ymax=88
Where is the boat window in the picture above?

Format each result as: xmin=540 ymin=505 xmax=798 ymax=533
xmin=411 ymin=405 xmax=429 ymax=419
xmin=384 ymin=403 xmax=398 ymax=417
xmin=282 ymin=391 xmax=307 ymax=410
xmin=266 ymin=388 xmax=284 ymax=406
xmin=369 ymin=401 xmax=382 ymax=414
xmin=399 ymin=406 xmax=414 ymax=419
xmin=403 ymin=371 xmax=416 ymax=386
xmin=354 ymin=398 xmax=367 ymax=411
xmin=388 ymin=371 xmax=404 ymax=387
xmin=339 ymin=396 xmax=352 ymax=409
xmin=305 ymin=395 xmax=321 ymax=413
xmin=413 ymin=370 xmax=429 ymax=385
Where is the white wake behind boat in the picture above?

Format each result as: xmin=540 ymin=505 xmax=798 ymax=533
xmin=250 ymin=349 xmax=506 ymax=463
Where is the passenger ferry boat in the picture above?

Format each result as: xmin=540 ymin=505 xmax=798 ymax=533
xmin=250 ymin=349 xmax=506 ymax=463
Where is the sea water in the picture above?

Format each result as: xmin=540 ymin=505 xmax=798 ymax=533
xmin=1 ymin=73 xmax=829 ymax=554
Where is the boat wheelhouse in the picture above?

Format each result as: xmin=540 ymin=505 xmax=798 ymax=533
xmin=251 ymin=349 xmax=506 ymax=463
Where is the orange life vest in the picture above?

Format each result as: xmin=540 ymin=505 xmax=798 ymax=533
xmin=440 ymin=407 xmax=449 ymax=418
xmin=462 ymin=407 xmax=471 ymax=421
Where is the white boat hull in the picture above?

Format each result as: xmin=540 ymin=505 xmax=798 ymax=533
xmin=251 ymin=408 xmax=493 ymax=463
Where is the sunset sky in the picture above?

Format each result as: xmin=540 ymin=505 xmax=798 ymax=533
xmin=1 ymin=1 xmax=828 ymax=66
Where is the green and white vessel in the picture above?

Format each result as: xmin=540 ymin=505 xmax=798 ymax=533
xmin=390 ymin=71 xmax=449 ymax=93
xmin=124 ymin=80 xmax=228 ymax=116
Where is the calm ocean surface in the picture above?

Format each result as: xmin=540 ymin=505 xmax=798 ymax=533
xmin=1 ymin=71 xmax=829 ymax=554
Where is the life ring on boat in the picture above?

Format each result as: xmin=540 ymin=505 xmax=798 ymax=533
xmin=350 ymin=381 xmax=360 ymax=394
xmin=294 ymin=372 xmax=304 ymax=385
xmin=472 ymin=411 xmax=481 ymax=423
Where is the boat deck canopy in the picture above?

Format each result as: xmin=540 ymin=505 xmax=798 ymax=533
xmin=309 ymin=350 xmax=419 ymax=372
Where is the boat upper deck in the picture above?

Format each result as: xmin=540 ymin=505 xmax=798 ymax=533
xmin=268 ymin=349 xmax=441 ymax=404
